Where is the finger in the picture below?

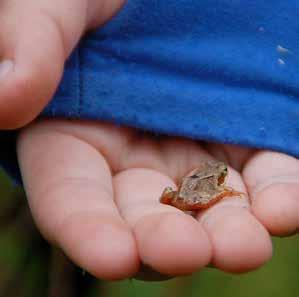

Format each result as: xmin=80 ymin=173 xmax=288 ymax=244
xmin=114 ymin=168 xmax=212 ymax=276
xmin=0 ymin=0 xmax=77 ymax=128
xmin=39 ymin=121 xmax=272 ymax=274
xmin=243 ymin=151 xmax=299 ymax=236
xmin=197 ymin=165 xmax=273 ymax=273
xmin=28 ymin=121 xmax=212 ymax=278
xmin=86 ymin=124 xmax=272 ymax=274
xmin=0 ymin=0 xmax=124 ymax=129
xmin=17 ymin=122 xmax=139 ymax=280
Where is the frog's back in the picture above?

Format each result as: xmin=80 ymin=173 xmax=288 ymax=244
xmin=178 ymin=175 xmax=221 ymax=206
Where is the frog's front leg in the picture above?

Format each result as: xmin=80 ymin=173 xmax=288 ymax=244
xmin=160 ymin=187 xmax=177 ymax=205
xmin=223 ymin=186 xmax=245 ymax=199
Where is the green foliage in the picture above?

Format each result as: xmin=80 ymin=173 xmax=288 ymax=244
xmin=103 ymin=237 xmax=299 ymax=297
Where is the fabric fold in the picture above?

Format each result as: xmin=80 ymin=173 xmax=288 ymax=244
xmin=1 ymin=0 xmax=299 ymax=183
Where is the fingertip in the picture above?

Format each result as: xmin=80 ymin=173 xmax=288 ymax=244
xmin=135 ymin=213 xmax=212 ymax=276
xmin=0 ymin=19 xmax=65 ymax=129
xmin=201 ymin=208 xmax=272 ymax=273
xmin=0 ymin=57 xmax=63 ymax=129
xmin=57 ymin=214 xmax=139 ymax=280
xmin=243 ymin=151 xmax=299 ymax=237
xmin=252 ymin=184 xmax=299 ymax=237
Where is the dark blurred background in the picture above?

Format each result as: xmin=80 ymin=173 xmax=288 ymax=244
xmin=1 ymin=168 xmax=298 ymax=297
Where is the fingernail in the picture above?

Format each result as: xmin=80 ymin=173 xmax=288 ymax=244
xmin=0 ymin=60 xmax=13 ymax=80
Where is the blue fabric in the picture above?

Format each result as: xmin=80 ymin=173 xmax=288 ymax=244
xmin=1 ymin=0 xmax=299 ymax=184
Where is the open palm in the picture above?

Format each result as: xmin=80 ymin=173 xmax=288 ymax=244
xmin=17 ymin=120 xmax=299 ymax=280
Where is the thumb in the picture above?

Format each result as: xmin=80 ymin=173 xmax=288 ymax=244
xmin=0 ymin=0 xmax=125 ymax=129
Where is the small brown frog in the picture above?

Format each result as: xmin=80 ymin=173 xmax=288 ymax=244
xmin=160 ymin=161 xmax=243 ymax=211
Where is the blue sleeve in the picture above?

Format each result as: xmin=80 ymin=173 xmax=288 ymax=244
xmin=1 ymin=0 xmax=299 ymax=184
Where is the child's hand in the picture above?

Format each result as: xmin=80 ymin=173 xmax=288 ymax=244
xmin=0 ymin=0 xmax=124 ymax=129
xmin=17 ymin=120 xmax=299 ymax=280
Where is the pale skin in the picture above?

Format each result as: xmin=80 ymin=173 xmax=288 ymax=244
xmin=0 ymin=0 xmax=299 ymax=281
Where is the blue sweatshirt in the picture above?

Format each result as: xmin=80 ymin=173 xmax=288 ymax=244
xmin=1 ymin=0 xmax=299 ymax=183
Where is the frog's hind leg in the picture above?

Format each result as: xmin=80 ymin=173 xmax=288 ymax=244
xmin=160 ymin=187 xmax=177 ymax=205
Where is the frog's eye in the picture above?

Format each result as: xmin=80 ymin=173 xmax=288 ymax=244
xmin=190 ymin=174 xmax=199 ymax=178
xmin=218 ymin=172 xmax=226 ymax=185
